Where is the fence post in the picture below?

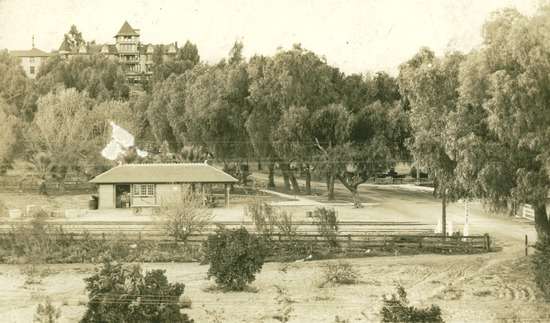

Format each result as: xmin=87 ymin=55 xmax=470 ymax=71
xmin=347 ymin=234 xmax=351 ymax=250
xmin=485 ymin=235 xmax=491 ymax=252
xmin=419 ymin=237 xmax=422 ymax=249
xmin=525 ymin=234 xmax=528 ymax=256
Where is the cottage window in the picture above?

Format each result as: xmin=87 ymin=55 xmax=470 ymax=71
xmin=133 ymin=184 xmax=155 ymax=197
xmin=29 ymin=66 xmax=35 ymax=74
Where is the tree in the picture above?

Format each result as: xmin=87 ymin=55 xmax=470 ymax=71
xmin=151 ymin=41 xmax=200 ymax=84
xmin=205 ymin=227 xmax=266 ymax=291
xmin=247 ymin=45 xmax=341 ymax=193
xmin=0 ymin=100 xmax=20 ymax=174
xmin=34 ymin=298 xmax=61 ymax=323
xmin=36 ymin=55 xmax=129 ymax=101
xmin=0 ymin=50 xmax=35 ymax=120
xmin=311 ymin=103 xmax=351 ymax=200
xmin=25 ymin=89 xmax=119 ymax=185
xmin=178 ymin=40 xmax=200 ymax=66
xmin=272 ymin=106 xmax=314 ymax=194
xmin=398 ymin=49 xmax=465 ymax=236
xmin=63 ymin=25 xmax=85 ymax=52
xmin=184 ymin=48 xmax=251 ymax=173
xmin=81 ymin=261 xmax=193 ymax=323
xmin=157 ymin=191 xmax=213 ymax=243
xmin=457 ymin=6 xmax=550 ymax=240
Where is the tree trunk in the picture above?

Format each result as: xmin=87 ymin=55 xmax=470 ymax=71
xmin=442 ymin=188 xmax=447 ymax=239
xmin=304 ymin=164 xmax=311 ymax=195
xmin=336 ymin=175 xmax=364 ymax=208
xmin=326 ymin=172 xmax=335 ymax=201
xmin=267 ymin=162 xmax=275 ymax=189
xmin=280 ymin=162 xmax=291 ymax=192
xmin=534 ymin=202 xmax=550 ymax=242
xmin=290 ymin=172 xmax=301 ymax=194
xmin=257 ymin=160 xmax=262 ymax=171
xmin=351 ymin=187 xmax=363 ymax=208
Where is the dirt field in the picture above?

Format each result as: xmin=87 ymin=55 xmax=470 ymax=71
xmin=0 ymin=248 xmax=547 ymax=323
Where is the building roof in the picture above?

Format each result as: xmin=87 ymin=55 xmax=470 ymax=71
xmin=116 ymin=21 xmax=139 ymax=37
xmin=10 ymin=48 xmax=51 ymax=57
xmin=90 ymin=163 xmax=238 ymax=184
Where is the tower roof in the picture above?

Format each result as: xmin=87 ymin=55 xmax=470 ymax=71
xmin=115 ymin=21 xmax=139 ymax=37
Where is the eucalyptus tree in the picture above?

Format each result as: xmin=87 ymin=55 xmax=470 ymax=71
xmin=0 ymin=100 xmax=20 ymax=174
xmin=398 ymin=48 xmax=466 ymax=235
xmin=184 ymin=42 xmax=252 ymax=175
xmin=247 ymin=45 xmax=341 ymax=193
xmin=0 ymin=50 xmax=34 ymax=120
xmin=457 ymin=7 xmax=550 ymax=240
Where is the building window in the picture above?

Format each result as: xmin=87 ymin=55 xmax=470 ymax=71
xmin=29 ymin=66 xmax=35 ymax=74
xmin=133 ymin=184 xmax=155 ymax=197
xmin=30 ymin=57 xmax=35 ymax=63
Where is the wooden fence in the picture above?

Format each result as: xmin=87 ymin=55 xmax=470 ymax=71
xmin=0 ymin=225 xmax=491 ymax=253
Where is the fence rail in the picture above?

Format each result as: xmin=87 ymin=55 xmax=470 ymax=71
xmin=0 ymin=228 xmax=491 ymax=253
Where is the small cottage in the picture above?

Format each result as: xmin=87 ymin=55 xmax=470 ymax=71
xmin=89 ymin=163 xmax=238 ymax=209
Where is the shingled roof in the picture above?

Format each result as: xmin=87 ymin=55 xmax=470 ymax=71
xmin=90 ymin=163 xmax=238 ymax=184
xmin=116 ymin=21 xmax=139 ymax=37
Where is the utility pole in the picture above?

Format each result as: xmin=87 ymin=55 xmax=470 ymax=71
xmin=464 ymin=200 xmax=470 ymax=236
xmin=442 ymin=188 xmax=447 ymax=239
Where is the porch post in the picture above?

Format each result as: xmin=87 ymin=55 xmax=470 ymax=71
xmin=224 ymin=183 xmax=230 ymax=207
xmin=201 ymin=183 xmax=205 ymax=206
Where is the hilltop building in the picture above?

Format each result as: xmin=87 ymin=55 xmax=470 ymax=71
xmin=57 ymin=21 xmax=178 ymax=82
xmin=9 ymin=37 xmax=51 ymax=79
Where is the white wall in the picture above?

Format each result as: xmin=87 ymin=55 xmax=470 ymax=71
xmin=98 ymin=184 xmax=114 ymax=209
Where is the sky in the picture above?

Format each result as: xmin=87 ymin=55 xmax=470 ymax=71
xmin=0 ymin=0 xmax=538 ymax=75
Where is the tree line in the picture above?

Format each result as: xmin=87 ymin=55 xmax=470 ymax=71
xmin=0 ymin=6 xmax=549 ymax=240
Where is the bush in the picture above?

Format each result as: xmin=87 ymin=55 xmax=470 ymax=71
xmin=533 ymin=238 xmax=550 ymax=300
xmin=246 ymin=198 xmax=277 ymax=237
xmin=156 ymin=192 xmax=213 ymax=243
xmin=380 ymin=285 xmax=444 ymax=323
xmin=34 ymin=297 xmax=61 ymax=323
xmin=205 ymin=227 xmax=266 ymax=291
xmin=311 ymin=207 xmax=339 ymax=247
xmin=246 ymin=199 xmax=297 ymax=240
xmin=318 ymin=261 xmax=360 ymax=288
xmin=81 ymin=261 xmax=193 ymax=323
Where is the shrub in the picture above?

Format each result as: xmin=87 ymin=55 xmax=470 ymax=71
xmin=380 ymin=285 xmax=444 ymax=323
xmin=311 ymin=207 xmax=339 ymax=247
xmin=318 ymin=261 xmax=360 ymax=288
xmin=34 ymin=297 xmax=61 ymax=323
xmin=205 ymin=227 xmax=266 ymax=291
xmin=247 ymin=199 xmax=297 ymax=240
xmin=157 ymin=192 xmax=213 ymax=243
xmin=273 ymin=285 xmax=294 ymax=322
xmin=81 ymin=260 xmax=193 ymax=323
xmin=274 ymin=210 xmax=297 ymax=240
xmin=246 ymin=198 xmax=277 ymax=237
xmin=533 ymin=238 xmax=550 ymax=300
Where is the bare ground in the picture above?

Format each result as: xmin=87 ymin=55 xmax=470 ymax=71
xmin=0 ymin=249 xmax=547 ymax=323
